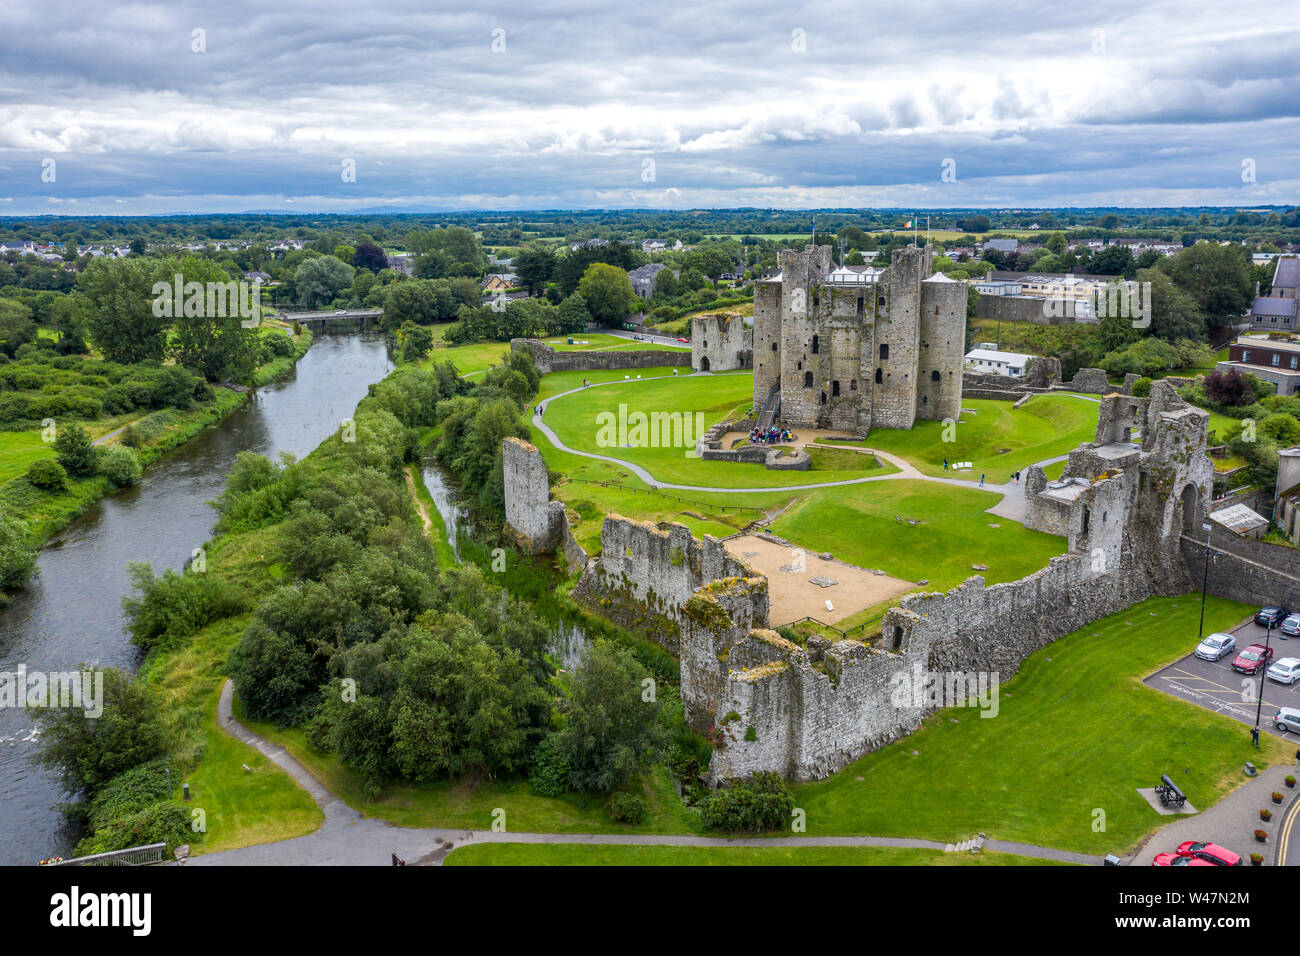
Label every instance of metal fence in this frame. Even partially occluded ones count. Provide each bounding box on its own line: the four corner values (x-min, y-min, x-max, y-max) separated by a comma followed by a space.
43, 842, 168, 867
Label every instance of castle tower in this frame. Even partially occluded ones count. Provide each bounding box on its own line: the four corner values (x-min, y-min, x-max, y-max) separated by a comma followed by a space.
868, 246, 928, 429
916, 272, 966, 422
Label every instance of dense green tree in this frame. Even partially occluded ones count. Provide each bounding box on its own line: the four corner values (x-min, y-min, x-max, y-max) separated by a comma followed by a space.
35, 668, 167, 796
294, 256, 354, 308
555, 641, 662, 793
577, 263, 637, 327
514, 246, 556, 295
79, 257, 169, 363
1160, 243, 1253, 329
53, 423, 97, 478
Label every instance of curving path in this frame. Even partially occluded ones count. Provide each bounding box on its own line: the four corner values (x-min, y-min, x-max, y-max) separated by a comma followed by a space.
191, 680, 1101, 867
532, 371, 1093, 522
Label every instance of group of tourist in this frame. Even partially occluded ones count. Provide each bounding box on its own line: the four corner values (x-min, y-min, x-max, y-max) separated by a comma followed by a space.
750, 426, 793, 445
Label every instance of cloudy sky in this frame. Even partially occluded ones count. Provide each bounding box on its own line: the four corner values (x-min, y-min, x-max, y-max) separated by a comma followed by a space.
0, 0, 1297, 214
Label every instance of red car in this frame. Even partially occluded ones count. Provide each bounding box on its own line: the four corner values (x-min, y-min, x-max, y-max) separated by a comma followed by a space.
676, 337, 689, 343
1176, 841, 1242, 867
1153, 852, 1215, 866
1232, 643, 1274, 675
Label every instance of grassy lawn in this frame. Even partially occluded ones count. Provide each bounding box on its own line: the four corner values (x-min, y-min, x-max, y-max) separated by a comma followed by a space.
443, 843, 1067, 866
855, 394, 1098, 483
138, 608, 324, 856
234, 704, 701, 836
791, 595, 1289, 854
184, 691, 325, 854
539, 370, 897, 489
772, 479, 1066, 589
0, 430, 56, 485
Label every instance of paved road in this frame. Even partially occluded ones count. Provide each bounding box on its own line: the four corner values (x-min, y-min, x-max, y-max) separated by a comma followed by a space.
192, 680, 1101, 866
1129, 762, 1300, 866
1145, 615, 1300, 739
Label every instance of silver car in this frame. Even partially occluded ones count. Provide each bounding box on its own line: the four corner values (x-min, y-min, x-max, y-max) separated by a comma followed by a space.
1267, 657, 1300, 684
1275, 707, 1300, 733
1283, 614, 1300, 637
1194, 632, 1236, 661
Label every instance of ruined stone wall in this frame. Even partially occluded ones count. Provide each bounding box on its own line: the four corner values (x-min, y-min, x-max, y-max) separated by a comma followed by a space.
510, 338, 690, 374
706, 629, 930, 782
691, 313, 750, 371
503, 437, 561, 553
1066, 367, 1114, 394
570, 515, 760, 652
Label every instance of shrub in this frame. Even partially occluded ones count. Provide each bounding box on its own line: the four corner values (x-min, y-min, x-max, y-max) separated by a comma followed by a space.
698, 772, 794, 833
606, 791, 647, 825
1130, 376, 1152, 398
121, 563, 245, 652
53, 423, 97, 477
98, 444, 142, 487
0, 509, 37, 591
264, 333, 295, 358
120, 424, 142, 448
527, 734, 571, 798
26, 458, 67, 491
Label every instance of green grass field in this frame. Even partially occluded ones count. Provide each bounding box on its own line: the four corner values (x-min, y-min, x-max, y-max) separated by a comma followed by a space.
538, 371, 902, 489
772, 479, 1066, 589
0, 430, 56, 485
443, 843, 1067, 866
791, 595, 1288, 854
854, 394, 1099, 483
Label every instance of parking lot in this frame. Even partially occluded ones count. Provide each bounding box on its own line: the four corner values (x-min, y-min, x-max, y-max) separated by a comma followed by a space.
1145, 613, 1300, 741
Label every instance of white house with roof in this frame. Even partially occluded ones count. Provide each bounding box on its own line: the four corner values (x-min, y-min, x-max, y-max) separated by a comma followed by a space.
964, 347, 1034, 377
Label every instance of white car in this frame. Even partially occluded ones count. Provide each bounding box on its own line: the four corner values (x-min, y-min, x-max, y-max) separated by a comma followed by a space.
1194, 632, 1236, 662
1267, 657, 1300, 684
1275, 707, 1300, 733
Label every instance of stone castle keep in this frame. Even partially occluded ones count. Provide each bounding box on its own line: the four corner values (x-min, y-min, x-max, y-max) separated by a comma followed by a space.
503, 381, 1243, 783
751, 244, 966, 431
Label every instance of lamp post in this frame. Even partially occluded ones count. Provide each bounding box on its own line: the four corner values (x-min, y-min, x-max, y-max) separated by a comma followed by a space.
1198, 521, 1217, 642
1255, 618, 1276, 734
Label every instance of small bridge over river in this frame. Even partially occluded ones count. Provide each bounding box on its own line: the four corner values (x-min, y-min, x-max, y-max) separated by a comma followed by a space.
277, 309, 383, 330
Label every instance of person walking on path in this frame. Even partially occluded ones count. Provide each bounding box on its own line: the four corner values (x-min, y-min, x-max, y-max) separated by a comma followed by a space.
979, 473, 985, 487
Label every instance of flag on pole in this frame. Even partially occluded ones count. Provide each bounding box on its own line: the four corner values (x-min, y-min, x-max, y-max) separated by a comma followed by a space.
903, 218, 914, 228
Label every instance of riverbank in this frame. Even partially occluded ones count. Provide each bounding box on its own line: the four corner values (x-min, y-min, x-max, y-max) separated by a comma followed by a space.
0, 329, 314, 594
1, 333, 393, 865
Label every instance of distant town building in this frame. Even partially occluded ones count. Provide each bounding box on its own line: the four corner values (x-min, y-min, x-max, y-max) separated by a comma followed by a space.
1217, 334, 1300, 395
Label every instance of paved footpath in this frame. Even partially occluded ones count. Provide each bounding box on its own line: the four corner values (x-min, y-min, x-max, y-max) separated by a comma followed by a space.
192, 681, 1101, 866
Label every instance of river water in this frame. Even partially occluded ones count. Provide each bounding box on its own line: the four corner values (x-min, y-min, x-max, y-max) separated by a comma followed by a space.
0, 334, 394, 865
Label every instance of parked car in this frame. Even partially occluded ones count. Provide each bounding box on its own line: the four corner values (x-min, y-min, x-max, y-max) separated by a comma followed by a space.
1194, 632, 1236, 661
1177, 841, 1242, 867
1267, 657, 1300, 685
1256, 606, 1290, 628
1275, 706, 1300, 732
1282, 613, 1300, 637
1232, 643, 1275, 675
1153, 852, 1215, 866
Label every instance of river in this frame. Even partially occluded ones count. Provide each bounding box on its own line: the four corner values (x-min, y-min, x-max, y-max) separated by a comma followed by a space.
0, 334, 394, 865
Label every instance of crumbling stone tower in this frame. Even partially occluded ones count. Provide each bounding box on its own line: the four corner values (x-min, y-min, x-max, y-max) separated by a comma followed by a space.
752, 243, 964, 432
